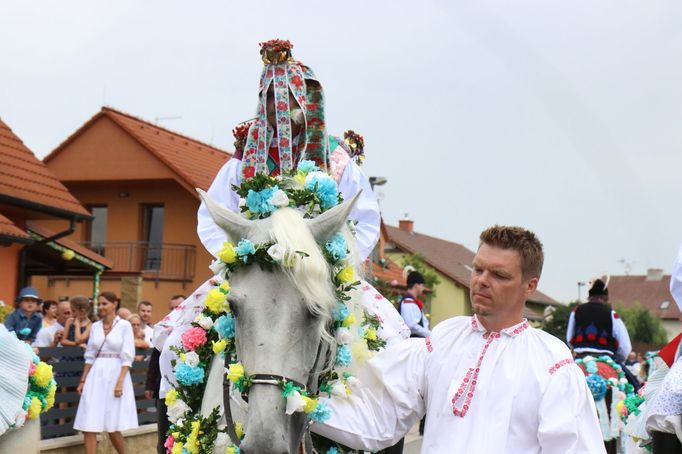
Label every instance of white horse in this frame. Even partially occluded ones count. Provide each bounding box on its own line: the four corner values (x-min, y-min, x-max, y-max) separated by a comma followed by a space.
200, 189, 360, 454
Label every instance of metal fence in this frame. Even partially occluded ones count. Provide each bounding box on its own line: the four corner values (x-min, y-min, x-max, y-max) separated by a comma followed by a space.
80, 241, 196, 281
38, 346, 157, 439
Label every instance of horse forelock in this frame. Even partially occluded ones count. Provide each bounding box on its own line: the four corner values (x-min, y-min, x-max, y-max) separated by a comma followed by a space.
268, 208, 339, 370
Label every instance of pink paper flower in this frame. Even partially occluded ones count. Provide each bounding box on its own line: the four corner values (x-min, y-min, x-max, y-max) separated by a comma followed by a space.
181, 327, 207, 351
28, 361, 36, 376
164, 435, 174, 453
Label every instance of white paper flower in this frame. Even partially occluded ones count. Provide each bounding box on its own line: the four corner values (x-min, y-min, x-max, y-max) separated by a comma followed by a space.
213, 432, 229, 453
209, 259, 227, 276
167, 399, 191, 423
267, 244, 286, 262
305, 171, 331, 185
346, 376, 361, 391
270, 190, 290, 208
184, 351, 200, 367
196, 316, 214, 330
335, 327, 353, 345
331, 381, 347, 397
285, 390, 306, 415
238, 198, 246, 207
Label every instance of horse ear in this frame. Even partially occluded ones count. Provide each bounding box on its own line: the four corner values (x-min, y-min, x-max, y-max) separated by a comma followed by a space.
197, 189, 252, 242
307, 190, 362, 245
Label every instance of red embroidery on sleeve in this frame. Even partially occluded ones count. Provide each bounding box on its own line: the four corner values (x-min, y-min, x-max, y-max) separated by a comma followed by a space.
425, 337, 433, 352
548, 358, 574, 375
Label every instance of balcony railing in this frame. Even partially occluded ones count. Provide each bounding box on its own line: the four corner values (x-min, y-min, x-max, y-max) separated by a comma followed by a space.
81, 241, 196, 281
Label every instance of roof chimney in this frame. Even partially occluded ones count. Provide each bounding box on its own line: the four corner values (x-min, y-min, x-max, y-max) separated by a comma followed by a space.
399, 213, 413, 234
646, 268, 664, 281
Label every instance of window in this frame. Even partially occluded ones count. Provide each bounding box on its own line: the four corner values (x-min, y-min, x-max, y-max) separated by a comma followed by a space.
660, 300, 671, 310
85, 205, 108, 254
141, 204, 164, 270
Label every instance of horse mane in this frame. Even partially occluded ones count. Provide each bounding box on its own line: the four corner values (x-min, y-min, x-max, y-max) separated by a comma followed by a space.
268, 208, 339, 370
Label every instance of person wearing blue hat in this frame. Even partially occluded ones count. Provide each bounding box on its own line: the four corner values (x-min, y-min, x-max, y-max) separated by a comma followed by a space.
4, 287, 43, 343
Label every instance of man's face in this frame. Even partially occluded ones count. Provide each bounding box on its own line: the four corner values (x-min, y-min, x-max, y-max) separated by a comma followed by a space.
56, 302, 72, 325
169, 297, 183, 311
265, 86, 301, 131
138, 304, 152, 324
470, 243, 538, 327
411, 283, 425, 298
19, 298, 38, 314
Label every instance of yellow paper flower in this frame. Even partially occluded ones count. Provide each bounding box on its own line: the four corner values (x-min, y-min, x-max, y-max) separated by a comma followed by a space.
227, 363, 244, 383
165, 389, 178, 406
218, 242, 237, 264
179, 353, 187, 363
61, 249, 75, 261
302, 396, 318, 414
226, 447, 238, 454
342, 312, 356, 328
205, 288, 228, 314
33, 361, 53, 388
28, 396, 42, 419
235, 422, 245, 440
212, 339, 228, 354
220, 281, 231, 293
294, 172, 306, 186
337, 266, 355, 283
172, 432, 180, 439
351, 339, 372, 363
46, 383, 56, 408
185, 421, 201, 454
171, 442, 184, 454
364, 328, 377, 341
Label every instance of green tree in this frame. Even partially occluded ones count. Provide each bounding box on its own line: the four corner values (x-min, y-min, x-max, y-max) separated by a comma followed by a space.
542, 301, 579, 343
615, 303, 668, 347
400, 253, 441, 297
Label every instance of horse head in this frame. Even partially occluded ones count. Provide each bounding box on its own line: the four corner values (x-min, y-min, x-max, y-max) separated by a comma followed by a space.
198, 189, 360, 454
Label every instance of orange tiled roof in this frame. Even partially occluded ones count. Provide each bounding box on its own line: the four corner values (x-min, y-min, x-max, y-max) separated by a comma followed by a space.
44, 107, 232, 192
608, 274, 681, 321
385, 225, 559, 306
371, 257, 407, 288
0, 117, 90, 218
0, 213, 30, 242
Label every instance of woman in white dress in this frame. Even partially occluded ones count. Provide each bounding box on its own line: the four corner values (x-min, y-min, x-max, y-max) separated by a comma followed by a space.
74, 291, 138, 453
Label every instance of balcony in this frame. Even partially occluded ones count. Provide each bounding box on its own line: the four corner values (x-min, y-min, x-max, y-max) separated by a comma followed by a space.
80, 241, 196, 281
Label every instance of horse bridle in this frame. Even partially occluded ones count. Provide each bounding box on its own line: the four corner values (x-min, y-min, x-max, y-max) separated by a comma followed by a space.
222, 341, 328, 450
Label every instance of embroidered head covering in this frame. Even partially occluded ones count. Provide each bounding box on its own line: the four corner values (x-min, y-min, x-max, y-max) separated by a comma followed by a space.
241, 39, 328, 179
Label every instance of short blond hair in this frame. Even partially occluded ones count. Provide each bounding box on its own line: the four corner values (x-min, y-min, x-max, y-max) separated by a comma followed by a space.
479, 225, 544, 279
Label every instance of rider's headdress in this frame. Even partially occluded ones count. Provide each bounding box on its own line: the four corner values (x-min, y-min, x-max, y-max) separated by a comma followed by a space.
588, 277, 609, 298
241, 39, 328, 179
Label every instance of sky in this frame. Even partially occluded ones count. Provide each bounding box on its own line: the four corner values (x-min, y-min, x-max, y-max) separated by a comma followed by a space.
1, 0, 681, 303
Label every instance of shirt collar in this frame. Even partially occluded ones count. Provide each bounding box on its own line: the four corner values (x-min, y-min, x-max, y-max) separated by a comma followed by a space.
470, 315, 530, 338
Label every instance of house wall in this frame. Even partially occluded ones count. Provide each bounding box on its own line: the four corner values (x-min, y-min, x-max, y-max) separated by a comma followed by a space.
662, 319, 682, 342
387, 251, 472, 328
32, 182, 214, 323
0, 242, 22, 305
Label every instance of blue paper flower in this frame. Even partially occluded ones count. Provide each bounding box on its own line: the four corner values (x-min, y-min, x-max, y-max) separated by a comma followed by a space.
325, 232, 347, 261
326, 449, 339, 454
297, 160, 318, 174
585, 374, 607, 401
332, 302, 349, 322
246, 187, 277, 215
19, 327, 31, 336
585, 361, 598, 374
308, 401, 331, 423
214, 314, 236, 339
235, 239, 256, 262
176, 363, 205, 386
306, 176, 339, 211
335, 344, 352, 367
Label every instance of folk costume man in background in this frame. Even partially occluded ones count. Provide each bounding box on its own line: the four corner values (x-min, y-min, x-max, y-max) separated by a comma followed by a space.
400, 270, 431, 338
314, 226, 605, 453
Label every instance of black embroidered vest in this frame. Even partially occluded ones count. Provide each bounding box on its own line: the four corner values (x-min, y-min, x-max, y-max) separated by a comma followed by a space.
570, 302, 618, 354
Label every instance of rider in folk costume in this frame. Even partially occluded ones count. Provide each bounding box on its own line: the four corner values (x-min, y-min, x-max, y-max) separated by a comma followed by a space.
567, 278, 633, 367
153, 39, 409, 453
0, 324, 56, 450
567, 278, 637, 453
623, 244, 682, 454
